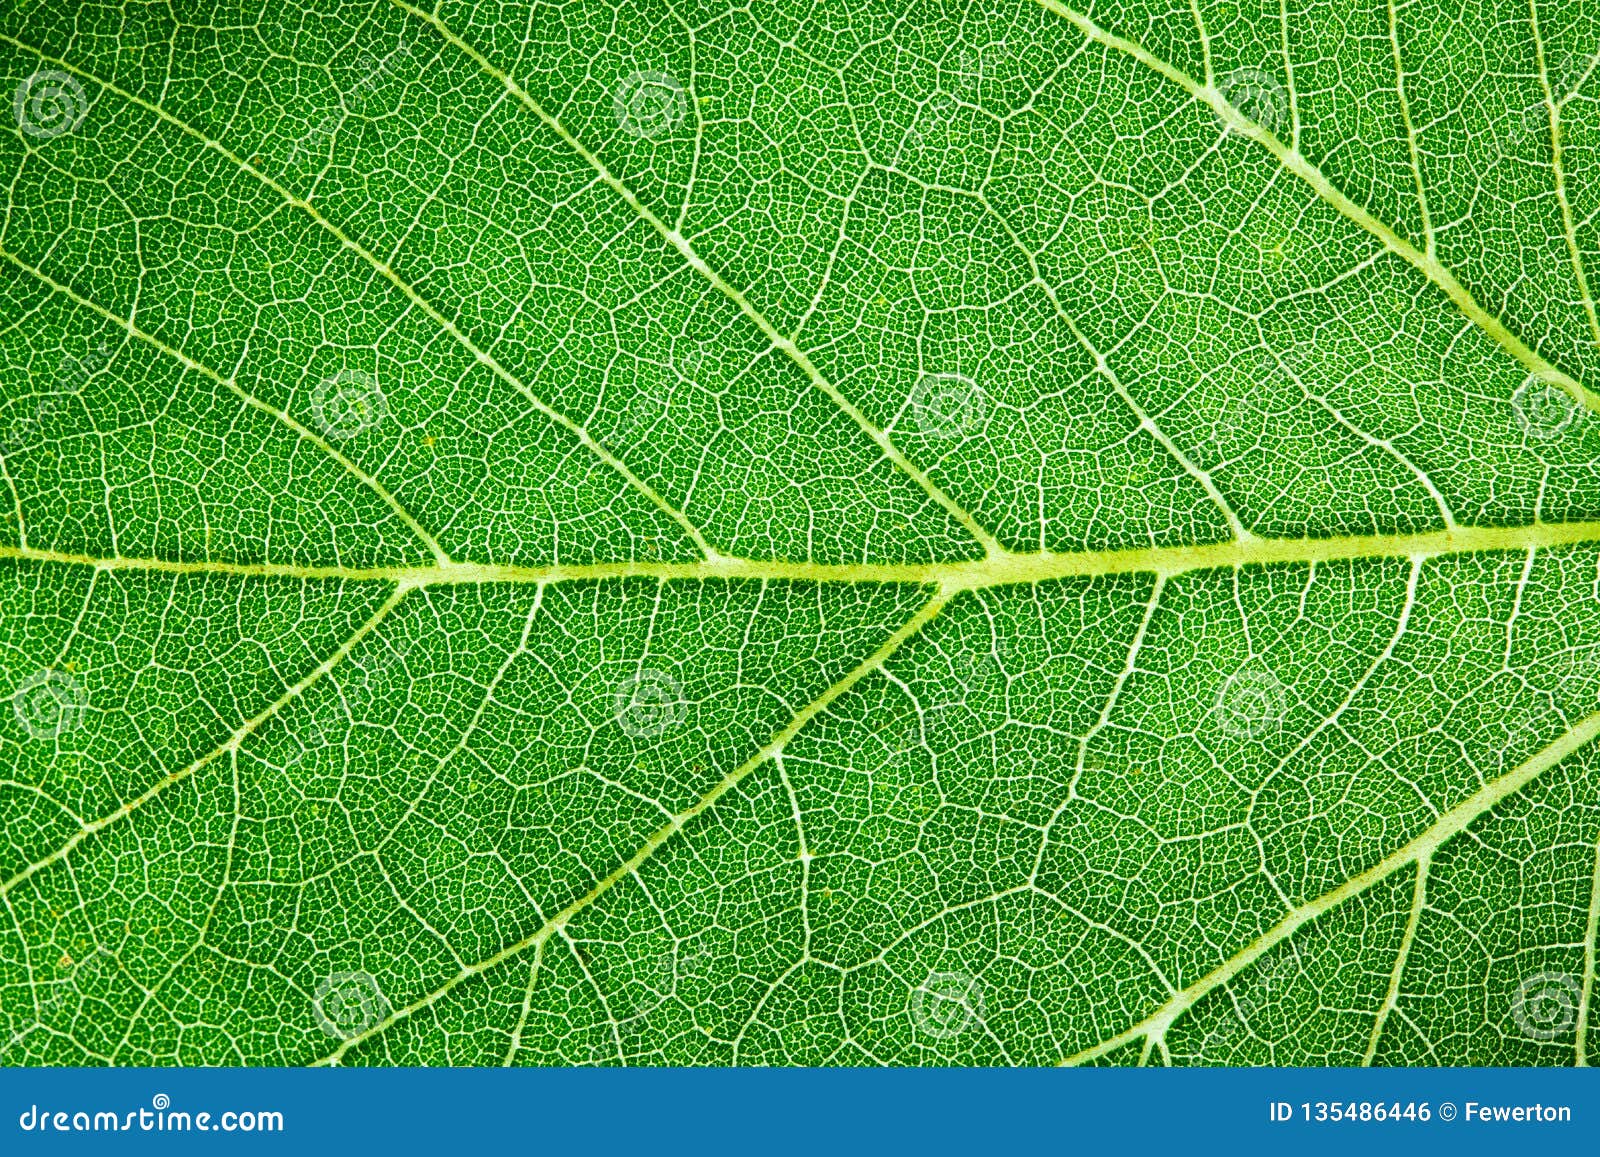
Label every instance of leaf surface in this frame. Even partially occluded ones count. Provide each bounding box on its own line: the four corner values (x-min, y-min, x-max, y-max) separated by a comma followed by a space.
3, 0, 1600, 1065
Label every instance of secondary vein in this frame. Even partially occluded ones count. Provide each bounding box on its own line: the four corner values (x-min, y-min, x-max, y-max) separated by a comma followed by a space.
388, 0, 1007, 558
0, 31, 720, 563
0, 246, 453, 567
1060, 706, 1600, 1065
1030, 0, 1600, 418
311, 585, 954, 1065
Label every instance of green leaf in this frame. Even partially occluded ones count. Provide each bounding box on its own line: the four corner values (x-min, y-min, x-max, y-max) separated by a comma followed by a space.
3, 0, 1600, 1067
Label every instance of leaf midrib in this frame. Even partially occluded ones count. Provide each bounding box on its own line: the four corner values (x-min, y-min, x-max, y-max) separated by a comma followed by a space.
5, 519, 1600, 589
